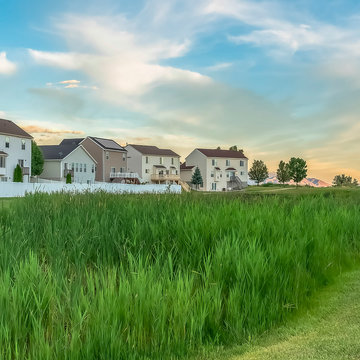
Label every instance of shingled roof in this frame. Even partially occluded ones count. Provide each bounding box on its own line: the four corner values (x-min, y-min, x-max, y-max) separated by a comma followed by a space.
59, 138, 84, 147
196, 148, 247, 159
40, 144, 79, 160
180, 162, 195, 170
0, 119, 33, 139
128, 144, 180, 157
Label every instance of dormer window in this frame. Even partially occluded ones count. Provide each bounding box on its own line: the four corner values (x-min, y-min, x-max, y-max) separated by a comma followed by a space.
5, 137, 9, 148
21, 140, 25, 150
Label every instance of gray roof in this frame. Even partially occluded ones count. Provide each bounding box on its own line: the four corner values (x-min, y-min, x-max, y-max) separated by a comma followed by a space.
40, 144, 78, 160
89, 137, 126, 151
0, 119, 33, 139
128, 144, 180, 157
59, 138, 84, 146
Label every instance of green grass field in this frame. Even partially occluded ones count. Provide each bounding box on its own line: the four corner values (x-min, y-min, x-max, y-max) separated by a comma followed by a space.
0, 188, 359, 359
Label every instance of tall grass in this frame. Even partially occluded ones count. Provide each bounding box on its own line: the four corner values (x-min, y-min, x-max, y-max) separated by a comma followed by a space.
0, 189, 359, 359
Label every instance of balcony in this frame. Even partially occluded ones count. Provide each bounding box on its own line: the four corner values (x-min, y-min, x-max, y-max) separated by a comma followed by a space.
0, 167, 6, 176
110, 172, 140, 179
64, 169, 74, 178
21, 167, 30, 176
151, 173, 180, 182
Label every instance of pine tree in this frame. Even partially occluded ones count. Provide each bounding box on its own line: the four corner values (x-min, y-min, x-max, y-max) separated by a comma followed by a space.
66, 173, 72, 184
13, 164, 23, 182
248, 160, 268, 185
191, 167, 203, 190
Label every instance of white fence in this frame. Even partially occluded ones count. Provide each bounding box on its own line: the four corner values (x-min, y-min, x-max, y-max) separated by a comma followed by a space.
0, 183, 181, 198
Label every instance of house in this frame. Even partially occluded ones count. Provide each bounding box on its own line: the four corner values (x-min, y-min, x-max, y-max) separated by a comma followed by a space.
181, 148, 248, 191
0, 118, 33, 182
40, 142, 97, 184
66, 137, 128, 183
125, 144, 180, 184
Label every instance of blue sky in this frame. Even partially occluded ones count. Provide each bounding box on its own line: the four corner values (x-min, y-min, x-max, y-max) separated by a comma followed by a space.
1, 0, 360, 182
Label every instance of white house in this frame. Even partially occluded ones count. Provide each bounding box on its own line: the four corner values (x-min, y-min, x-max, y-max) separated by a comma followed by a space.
125, 144, 180, 184
0, 118, 33, 183
40, 143, 97, 184
181, 148, 248, 191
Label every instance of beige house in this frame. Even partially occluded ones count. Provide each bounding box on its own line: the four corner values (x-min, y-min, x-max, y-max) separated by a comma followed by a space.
125, 144, 180, 184
40, 143, 97, 184
61, 137, 128, 183
181, 148, 248, 191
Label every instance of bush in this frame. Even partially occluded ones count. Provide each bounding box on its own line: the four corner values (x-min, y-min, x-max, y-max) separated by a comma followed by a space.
66, 173, 72, 184
13, 164, 23, 182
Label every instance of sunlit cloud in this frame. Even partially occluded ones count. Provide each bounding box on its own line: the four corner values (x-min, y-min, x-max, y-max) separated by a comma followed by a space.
0, 52, 16, 75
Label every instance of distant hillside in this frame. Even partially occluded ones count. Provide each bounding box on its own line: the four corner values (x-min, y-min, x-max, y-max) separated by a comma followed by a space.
249, 173, 331, 187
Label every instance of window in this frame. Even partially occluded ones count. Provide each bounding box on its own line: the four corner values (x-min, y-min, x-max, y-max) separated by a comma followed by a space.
111, 167, 116, 173
76, 163, 78, 172
212, 159, 217, 166
145, 169, 149, 174
80, 164, 83, 172
240, 160, 244, 166
145, 156, 149, 164
84, 164, 87, 173
0, 156, 5, 168
0, 177, 7, 182
64, 163, 68, 170
159, 157, 163, 164
211, 171, 214, 177
72, 163, 74, 171
91, 164, 95, 173
21, 140, 26, 150
212, 183, 217, 191
226, 173, 230, 178
240, 171, 244, 175
106, 152, 109, 160
5, 137, 9, 148
120, 167, 124, 173
18, 159, 24, 167
123, 153, 126, 161
226, 160, 230, 166
171, 158, 174, 165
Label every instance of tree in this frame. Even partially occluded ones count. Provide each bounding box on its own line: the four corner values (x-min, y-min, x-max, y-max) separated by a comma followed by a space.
13, 164, 23, 182
288, 157, 307, 186
191, 167, 203, 190
216, 146, 221, 150
66, 173, 72, 184
229, 145, 244, 152
31, 141, 44, 177
248, 160, 268, 185
276, 160, 291, 184
333, 174, 358, 187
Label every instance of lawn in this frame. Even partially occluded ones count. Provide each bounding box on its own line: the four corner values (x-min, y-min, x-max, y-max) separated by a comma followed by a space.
203, 269, 360, 360
0, 189, 359, 359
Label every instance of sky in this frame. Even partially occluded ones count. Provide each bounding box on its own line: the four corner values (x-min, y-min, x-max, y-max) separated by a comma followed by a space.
0, 0, 360, 182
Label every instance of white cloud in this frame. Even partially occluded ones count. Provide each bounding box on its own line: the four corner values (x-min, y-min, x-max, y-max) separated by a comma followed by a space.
0, 52, 17, 75
206, 62, 233, 71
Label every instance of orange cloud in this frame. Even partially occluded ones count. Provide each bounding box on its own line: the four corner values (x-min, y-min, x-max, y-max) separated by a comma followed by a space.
22, 125, 84, 135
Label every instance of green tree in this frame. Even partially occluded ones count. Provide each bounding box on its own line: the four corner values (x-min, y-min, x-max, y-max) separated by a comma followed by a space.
276, 160, 291, 184
13, 164, 23, 182
229, 145, 244, 152
216, 146, 221, 150
248, 160, 268, 185
31, 141, 44, 177
288, 157, 307, 186
191, 167, 203, 190
66, 173, 72, 184
333, 174, 358, 187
